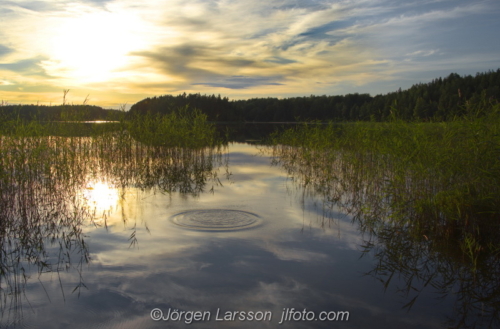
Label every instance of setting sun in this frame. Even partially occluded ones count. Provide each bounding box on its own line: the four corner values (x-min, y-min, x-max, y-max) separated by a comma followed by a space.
44, 10, 146, 83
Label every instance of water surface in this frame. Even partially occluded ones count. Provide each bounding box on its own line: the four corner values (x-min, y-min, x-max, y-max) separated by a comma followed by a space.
1, 142, 495, 328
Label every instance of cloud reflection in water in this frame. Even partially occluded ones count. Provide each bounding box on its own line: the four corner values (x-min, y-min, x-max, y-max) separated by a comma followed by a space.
1, 142, 462, 328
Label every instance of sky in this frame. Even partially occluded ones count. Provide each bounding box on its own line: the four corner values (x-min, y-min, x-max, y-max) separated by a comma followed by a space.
0, 0, 499, 108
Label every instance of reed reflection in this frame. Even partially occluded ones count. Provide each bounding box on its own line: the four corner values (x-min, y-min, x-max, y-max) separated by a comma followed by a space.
0, 125, 226, 324
269, 137, 500, 329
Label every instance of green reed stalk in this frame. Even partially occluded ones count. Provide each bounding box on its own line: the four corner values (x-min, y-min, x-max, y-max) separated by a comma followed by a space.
271, 102, 500, 268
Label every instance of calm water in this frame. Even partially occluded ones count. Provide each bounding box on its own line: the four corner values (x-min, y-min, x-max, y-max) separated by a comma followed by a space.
0, 141, 494, 328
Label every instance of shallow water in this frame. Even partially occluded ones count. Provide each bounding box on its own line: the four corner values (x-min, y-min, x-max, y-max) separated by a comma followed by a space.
1, 142, 493, 328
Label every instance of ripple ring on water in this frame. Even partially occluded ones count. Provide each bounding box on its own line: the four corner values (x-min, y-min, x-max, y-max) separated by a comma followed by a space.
170, 209, 261, 231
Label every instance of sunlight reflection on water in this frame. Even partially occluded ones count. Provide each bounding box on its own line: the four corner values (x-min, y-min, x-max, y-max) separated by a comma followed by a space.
80, 180, 119, 214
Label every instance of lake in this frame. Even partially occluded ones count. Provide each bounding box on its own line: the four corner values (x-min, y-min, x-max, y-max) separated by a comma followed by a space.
0, 129, 497, 328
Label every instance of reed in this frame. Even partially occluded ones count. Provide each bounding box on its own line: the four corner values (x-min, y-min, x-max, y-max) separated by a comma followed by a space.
127, 106, 219, 148
270, 104, 500, 328
270, 103, 500, 265
0, 106, 225, 321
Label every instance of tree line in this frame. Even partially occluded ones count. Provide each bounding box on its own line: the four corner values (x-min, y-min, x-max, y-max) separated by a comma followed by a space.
0, 104, 124, 121
2, 69, 499, 122
129, 69, 500, 122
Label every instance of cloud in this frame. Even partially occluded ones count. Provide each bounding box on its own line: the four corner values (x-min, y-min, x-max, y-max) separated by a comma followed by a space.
1, 0, 500, 103
0, 0, 112, 13
298, 20, 350, 40
273, 0, 331, 11
0, 0, 63, 14
131, 45, 213, 78
406, 49, 440, 57
0, 82, 60, 93
0, 44, 13, 57
130, 43, 285, 89
122, 0, 380, 94
0, 79, 14, 86
0, 56, 53, 77
192, 75, 283, 89
80, 0, 114, 7
264, 56, 297, 65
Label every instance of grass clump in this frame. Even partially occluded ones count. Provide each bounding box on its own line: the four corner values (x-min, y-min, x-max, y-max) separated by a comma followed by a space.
127, 106, 218, 148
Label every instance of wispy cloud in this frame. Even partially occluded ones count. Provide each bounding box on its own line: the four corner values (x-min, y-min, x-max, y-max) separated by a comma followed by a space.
0, 44, 13, 57
193, 76, 284, 89
0, 0, 499, 105
406, 49, 440, 57
0, 56, 52, 77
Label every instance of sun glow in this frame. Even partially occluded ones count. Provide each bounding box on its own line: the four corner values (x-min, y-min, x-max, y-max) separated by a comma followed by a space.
45, 11, 147, 83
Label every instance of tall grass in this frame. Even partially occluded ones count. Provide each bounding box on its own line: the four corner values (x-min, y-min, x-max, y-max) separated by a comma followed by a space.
271, 104, 500, 263
272, 108, 500, 223
127, 106, 218, 148
270, 105, 500, 328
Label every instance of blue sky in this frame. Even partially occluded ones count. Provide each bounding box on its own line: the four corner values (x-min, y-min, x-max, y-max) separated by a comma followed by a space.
0, 0, 499, 107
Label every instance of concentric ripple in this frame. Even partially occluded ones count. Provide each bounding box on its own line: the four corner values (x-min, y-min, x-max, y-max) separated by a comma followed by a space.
170, 209, 261, 231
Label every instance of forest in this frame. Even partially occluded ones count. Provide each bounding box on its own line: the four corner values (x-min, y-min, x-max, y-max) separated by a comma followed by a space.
0, 104, 123, 121
129, 69, 500, 122
1, 69, 499, 122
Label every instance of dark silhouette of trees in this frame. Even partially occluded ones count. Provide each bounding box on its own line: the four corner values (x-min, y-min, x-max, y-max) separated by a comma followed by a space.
3, 69, 499, 123
128, 93, 234, 121
0, 104, 122, 121
129, 69, 500, 122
